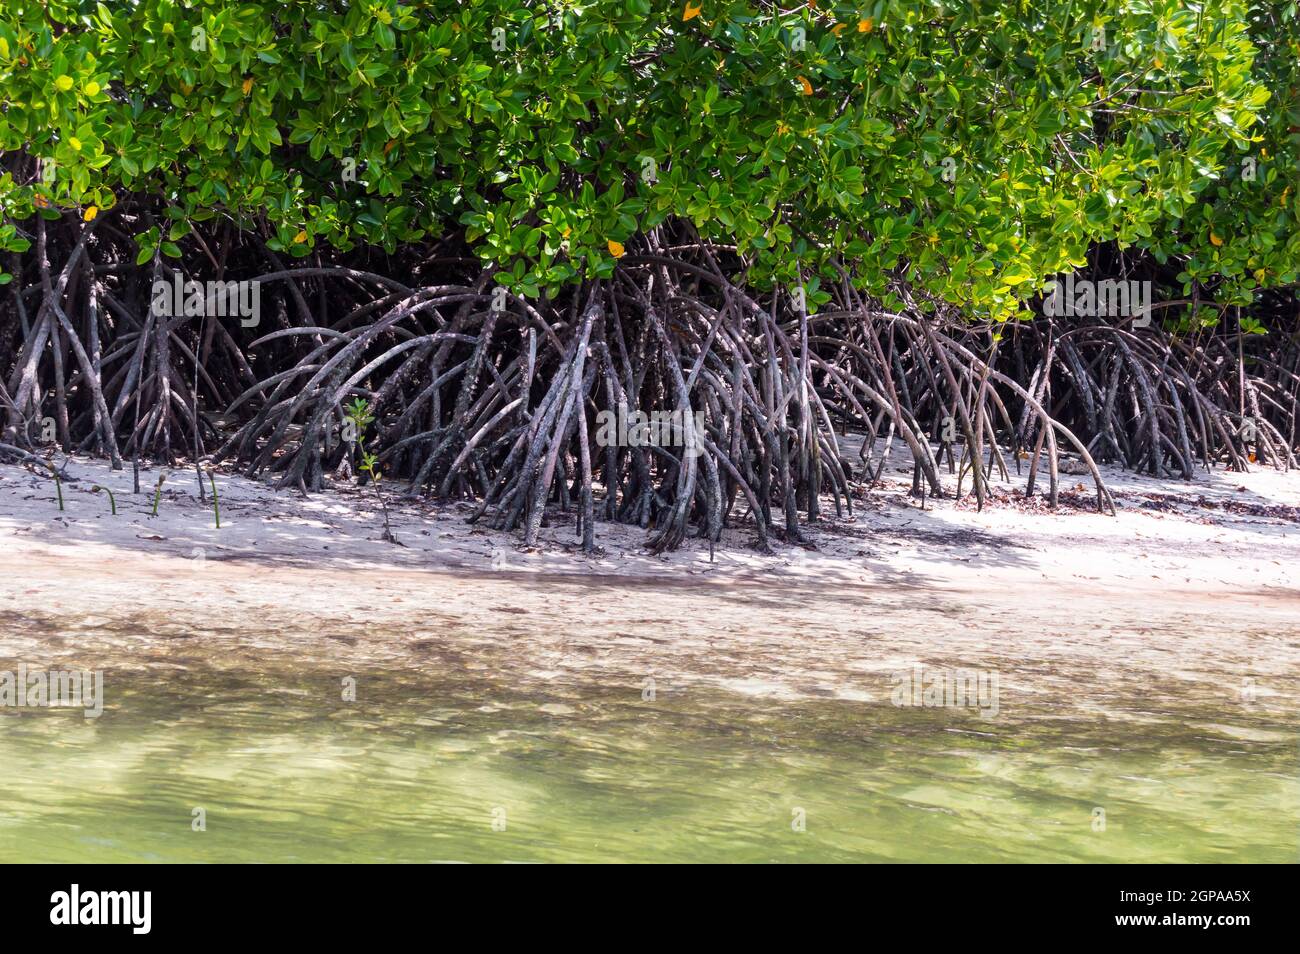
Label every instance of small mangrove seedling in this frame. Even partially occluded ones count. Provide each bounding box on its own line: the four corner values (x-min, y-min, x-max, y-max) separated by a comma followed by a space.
151, 472, 167, 516
209, 472, 220, 529
344, 397, 396, 544
91, 485, 117, 515
40, 459, 64, 511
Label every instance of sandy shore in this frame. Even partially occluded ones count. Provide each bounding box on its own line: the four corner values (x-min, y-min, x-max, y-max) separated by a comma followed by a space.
1, 451, 1298, 721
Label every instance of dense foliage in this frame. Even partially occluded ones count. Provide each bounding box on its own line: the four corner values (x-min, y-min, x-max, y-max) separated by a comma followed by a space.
4, 0, 1296, 305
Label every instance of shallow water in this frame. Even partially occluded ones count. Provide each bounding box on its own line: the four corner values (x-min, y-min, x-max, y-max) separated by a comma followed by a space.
0, 659, 1295, 863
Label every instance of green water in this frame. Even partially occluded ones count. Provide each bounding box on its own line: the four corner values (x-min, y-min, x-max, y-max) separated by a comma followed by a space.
0, 663, 1295, 862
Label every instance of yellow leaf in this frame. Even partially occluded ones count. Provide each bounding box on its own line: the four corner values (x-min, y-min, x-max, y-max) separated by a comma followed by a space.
83, 205, 98, 222
34, 194, 49, 209
776, 121, 791, 134
179, 82, 193, 96
0, 37, 9, 59
384, 139, 396, 155
683, 3, 702, 22
69, 137, 82, 151
1153, 55, 1164, 69
797, 75, 813, 96
1209, 232, 1223, 247
242, 77, 254, 96
607, 240, 625, 258
54, 75, 73, 92
832, 23, 847, 36
84, 81, 100, 96
859, 18, 873, 33
293, 231, 307, 244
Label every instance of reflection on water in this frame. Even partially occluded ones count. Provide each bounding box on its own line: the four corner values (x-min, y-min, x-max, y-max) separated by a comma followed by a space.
0, 661, 1295, 862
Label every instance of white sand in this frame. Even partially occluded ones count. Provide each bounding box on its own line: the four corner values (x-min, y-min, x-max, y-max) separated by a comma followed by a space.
1, 450, 1297, 718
